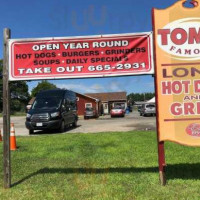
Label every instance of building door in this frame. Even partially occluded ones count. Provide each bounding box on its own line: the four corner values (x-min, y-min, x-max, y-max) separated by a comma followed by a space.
103, 103, 108, 114
108, 102, 112, 113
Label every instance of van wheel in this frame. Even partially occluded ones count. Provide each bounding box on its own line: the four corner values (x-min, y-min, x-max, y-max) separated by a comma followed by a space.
59, 120, 65, 133
73, 120, 77, 128
29, 129, 34, 135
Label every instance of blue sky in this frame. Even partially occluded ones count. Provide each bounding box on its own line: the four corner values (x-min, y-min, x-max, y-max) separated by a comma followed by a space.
0, 0, 179, 94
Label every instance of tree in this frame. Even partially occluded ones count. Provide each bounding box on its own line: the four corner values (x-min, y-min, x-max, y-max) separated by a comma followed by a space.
10, 81, 30, 112
31, 80, 57, 97
127, 92, 155, 105
0, 59, 30, 113
0, 60, 3, 111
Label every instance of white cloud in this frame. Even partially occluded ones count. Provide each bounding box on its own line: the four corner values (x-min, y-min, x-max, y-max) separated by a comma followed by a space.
55, 81, 126, 94
145, 82, 155, 88
108, 81, 121, 91
56, 83, 104, 93
106, 80, 127, 92
90, 84, 104, 91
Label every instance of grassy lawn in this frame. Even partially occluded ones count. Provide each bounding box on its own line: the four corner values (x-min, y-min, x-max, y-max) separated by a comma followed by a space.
0, 131, 200, 200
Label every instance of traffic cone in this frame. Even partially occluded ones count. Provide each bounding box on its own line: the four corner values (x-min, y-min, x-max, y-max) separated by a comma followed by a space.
10, 123, 17, 151
0, 129, 2, 142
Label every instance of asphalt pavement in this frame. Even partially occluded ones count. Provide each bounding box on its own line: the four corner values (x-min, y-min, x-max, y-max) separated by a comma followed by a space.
0, 111, 156, 136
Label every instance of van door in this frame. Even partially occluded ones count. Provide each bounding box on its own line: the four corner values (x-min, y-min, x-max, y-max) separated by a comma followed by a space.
65, 94, 74, 124
61, 100, 68, 124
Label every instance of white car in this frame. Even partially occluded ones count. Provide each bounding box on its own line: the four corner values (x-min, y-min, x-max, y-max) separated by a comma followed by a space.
140, 103, 156, 116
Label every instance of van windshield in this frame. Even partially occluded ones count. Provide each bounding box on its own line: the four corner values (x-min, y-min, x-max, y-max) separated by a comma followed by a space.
32, 97, 62, 110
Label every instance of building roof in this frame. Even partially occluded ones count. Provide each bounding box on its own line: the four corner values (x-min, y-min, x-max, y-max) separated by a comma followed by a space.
76, 92, 99, 102
85, 92, 127, 102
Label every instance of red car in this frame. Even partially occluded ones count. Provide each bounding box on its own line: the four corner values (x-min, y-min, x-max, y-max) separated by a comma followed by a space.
110, 106, 125, 117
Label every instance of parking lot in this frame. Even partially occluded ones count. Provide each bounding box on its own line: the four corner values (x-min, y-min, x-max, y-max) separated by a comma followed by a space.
0, 111, 156, 136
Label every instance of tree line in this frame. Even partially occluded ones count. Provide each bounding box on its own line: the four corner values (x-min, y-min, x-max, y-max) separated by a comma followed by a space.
0, 59, 57, 114
0, 60, 30, 113
127, 92, 155, 105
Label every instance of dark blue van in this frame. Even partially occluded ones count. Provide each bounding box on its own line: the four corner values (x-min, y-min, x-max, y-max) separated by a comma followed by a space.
25, 89, 78, 134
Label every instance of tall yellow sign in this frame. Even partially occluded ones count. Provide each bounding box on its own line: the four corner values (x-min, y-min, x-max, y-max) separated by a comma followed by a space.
153, 0, 200, 146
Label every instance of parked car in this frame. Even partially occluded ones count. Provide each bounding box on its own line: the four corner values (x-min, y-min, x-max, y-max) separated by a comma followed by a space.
137, 105, 142, 113
25, 89, 78, 134
140, 103, 156, 116
110, 105, 125, 117
84, 107, 98, 119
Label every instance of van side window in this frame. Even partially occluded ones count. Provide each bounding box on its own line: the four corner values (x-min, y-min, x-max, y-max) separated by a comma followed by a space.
63, 91, 77, 111
70, 101, 76, 110
65, 98, 70, 109
61, 99, 66, 111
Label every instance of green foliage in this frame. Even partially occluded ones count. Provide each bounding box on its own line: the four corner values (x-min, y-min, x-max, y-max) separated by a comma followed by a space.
31, 80, 57, 97
10, 99, 21, 111
127, 92, 155, 104
0, 60, 2, 111
0, 59, 30, 113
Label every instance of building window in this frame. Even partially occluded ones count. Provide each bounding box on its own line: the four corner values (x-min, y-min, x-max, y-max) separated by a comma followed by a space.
104, 103, 108, 109
76, 97, 79, 101
114, 102, 125, 109
85, 103, 92, 108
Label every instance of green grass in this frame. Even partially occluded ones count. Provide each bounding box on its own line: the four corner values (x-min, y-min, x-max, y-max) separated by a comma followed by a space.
0, 131, 200, 200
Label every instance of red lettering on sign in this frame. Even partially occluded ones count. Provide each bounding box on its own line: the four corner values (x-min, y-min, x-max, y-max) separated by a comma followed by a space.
188, 28, 200, 44
158, 27, 200, 46
171, 103, 182, 116
157, 29, 170, 45
171, 28, 187, 45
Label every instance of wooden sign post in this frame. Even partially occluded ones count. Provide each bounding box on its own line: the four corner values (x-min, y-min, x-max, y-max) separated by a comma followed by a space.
3, 28, 11, 189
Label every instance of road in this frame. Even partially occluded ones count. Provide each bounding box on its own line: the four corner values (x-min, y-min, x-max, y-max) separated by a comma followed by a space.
0, 112, 156, 136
